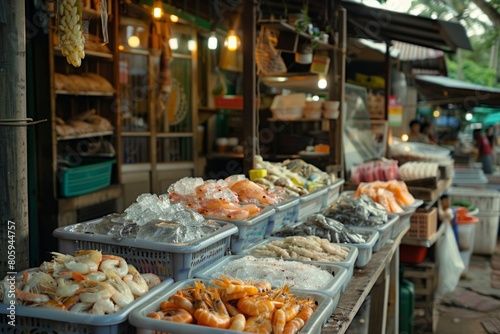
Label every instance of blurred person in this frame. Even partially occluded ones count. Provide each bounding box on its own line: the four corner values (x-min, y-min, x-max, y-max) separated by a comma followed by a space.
408, 119, 430, 143
486, 126, 495, 148
472, 129, 493, 174
420, 122, 437, 144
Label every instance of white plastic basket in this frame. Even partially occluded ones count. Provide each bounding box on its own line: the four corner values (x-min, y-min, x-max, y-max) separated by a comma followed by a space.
265, 198, 300, 236
321, 179, 345, 210
0, 273, 173, 334
53, 222, 238, 281
346, 213, 399, 253
128, 279, 335, 334
194, 255, 348, 299
297, 186, 329, 222
448, 187, 500, 213
211, 206, 275, 253
240, 237, 358, 293
472, 213, 500, 255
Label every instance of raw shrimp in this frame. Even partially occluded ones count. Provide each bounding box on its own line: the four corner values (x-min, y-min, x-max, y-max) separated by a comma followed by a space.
85, 271, 107, 282
237, 295, 275, 316
70, 302, 93, 313
282, 317, 304, 334
193, 308, 231, 328
229, 313, 246, 331
230, 179, 278, 205
212, 275, 258, 296
99, 255, 128, 278
141, 273, 161, 289
222, 298, 242, 317
39, 300, 67, 311
39, 260, 64, 274
315, 237, 349, 257
91, 298, 115, 315
254, 281, 272, 293
73, 250, 103, 265
147, 311, 163, 320
205, 287, 228, 316
64, 260, 98, 274
106, 271, 134, 308
161, 308, 194, 323
273, 309, 286, 334
15, 290, 50, 304
284, 236, 323, 253
164, 292, 194, 314
61, 294, 80, 310
123, 264, 148, 297
244, 314, 273, 333
22, 271, 56, 293
79, 281, 115, 303
55, 271, 87, 283
56, 278, 81, 297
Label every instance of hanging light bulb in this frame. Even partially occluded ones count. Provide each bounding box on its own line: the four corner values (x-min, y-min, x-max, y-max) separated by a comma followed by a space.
188, 40, 197, 51
153, 0, 162, 19
224, 30, 240, 51
208, 33, 218, 50
127, 35, 140, 48
170, 14, 179, 23
317, 78, 327, 89
465, 112, 473, 121
169, 38, 179, 50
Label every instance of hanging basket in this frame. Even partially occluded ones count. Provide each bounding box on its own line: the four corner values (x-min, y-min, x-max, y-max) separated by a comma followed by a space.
256, 28, 287, 76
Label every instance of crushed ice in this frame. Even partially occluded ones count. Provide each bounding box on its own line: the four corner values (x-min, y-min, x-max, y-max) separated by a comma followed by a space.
69, 193, 221, 243
211, 256, 334, 290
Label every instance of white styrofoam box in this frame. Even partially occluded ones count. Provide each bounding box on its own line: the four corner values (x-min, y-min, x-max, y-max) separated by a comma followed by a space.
448, 187, 500, 213
472, 213, 500, 255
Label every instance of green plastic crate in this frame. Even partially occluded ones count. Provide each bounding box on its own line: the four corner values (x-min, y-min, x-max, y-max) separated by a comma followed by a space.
58, 158, 115, 197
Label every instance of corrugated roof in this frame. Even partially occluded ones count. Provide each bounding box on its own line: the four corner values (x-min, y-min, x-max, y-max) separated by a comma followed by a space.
342, 0, 473, 52
392, 41, 445, 61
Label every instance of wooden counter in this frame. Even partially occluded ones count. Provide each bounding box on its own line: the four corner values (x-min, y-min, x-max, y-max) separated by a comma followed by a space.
322, 224, 410, 334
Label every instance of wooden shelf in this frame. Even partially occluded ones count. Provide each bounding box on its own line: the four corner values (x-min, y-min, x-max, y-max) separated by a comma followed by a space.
267, 117, 337, 122
401, 221, 446, 247
156, 132, 195, 138
54, 47, 113, 60
56, 90, 115, 97
258, 20, 334, 50
57, 131, 113, 141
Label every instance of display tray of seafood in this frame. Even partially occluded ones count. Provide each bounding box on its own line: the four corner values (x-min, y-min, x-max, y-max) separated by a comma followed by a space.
273, 214, 379, 268
240, 236, 358, 290
194, 255, 348, 299
129, 278, 335, 334
324, 194, 399, 252
52, 214, 238, 281
0, 250, 173, 333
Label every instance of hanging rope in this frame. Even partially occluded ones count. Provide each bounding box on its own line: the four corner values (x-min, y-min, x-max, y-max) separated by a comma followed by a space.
0, 118, 47, 126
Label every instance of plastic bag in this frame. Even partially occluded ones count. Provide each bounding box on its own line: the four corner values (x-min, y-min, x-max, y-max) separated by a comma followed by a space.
435, 222, 465, 299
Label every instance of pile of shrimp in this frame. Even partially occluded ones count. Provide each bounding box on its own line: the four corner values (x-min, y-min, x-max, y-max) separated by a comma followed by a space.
0, 250, 162, 314
147, 276, 318, 333
168, 175, 287, 221
250, 236, 350, 263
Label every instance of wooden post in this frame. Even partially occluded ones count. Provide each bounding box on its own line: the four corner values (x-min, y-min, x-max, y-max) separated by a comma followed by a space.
242, 0, 256, 175
0, 0, 29, 273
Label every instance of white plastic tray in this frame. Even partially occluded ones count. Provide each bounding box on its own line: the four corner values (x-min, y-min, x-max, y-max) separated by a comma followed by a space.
266, 198, 300, 236
321, 179, 345, 210
0, 271, 173, 333
346, 213, 399, 253
342, 229, 379, 268
297, 186, 329, 222
212, 206, 275, 253
129, 279, 335, 334
53, 221, 237, 281
194, 255, 348, 299
240, 237, 358, 293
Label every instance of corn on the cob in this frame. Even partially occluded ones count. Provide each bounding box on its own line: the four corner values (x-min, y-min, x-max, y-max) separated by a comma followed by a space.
58, 0, 85, 67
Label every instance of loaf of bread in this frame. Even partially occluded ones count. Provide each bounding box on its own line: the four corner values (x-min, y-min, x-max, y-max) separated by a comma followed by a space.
72, 108, 96, 121
67, 120, 94, 134
81, 73, 114, 93
56, 124, 76, 137
87, 114, 113, 131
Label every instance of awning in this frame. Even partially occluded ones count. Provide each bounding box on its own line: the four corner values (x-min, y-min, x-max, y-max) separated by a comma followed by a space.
392, 41, 445, 61
341, 0, 473, 53
415, 75, 500, 107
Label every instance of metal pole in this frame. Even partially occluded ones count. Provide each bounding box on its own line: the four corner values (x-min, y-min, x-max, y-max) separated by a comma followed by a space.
0, 0, 29, 275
